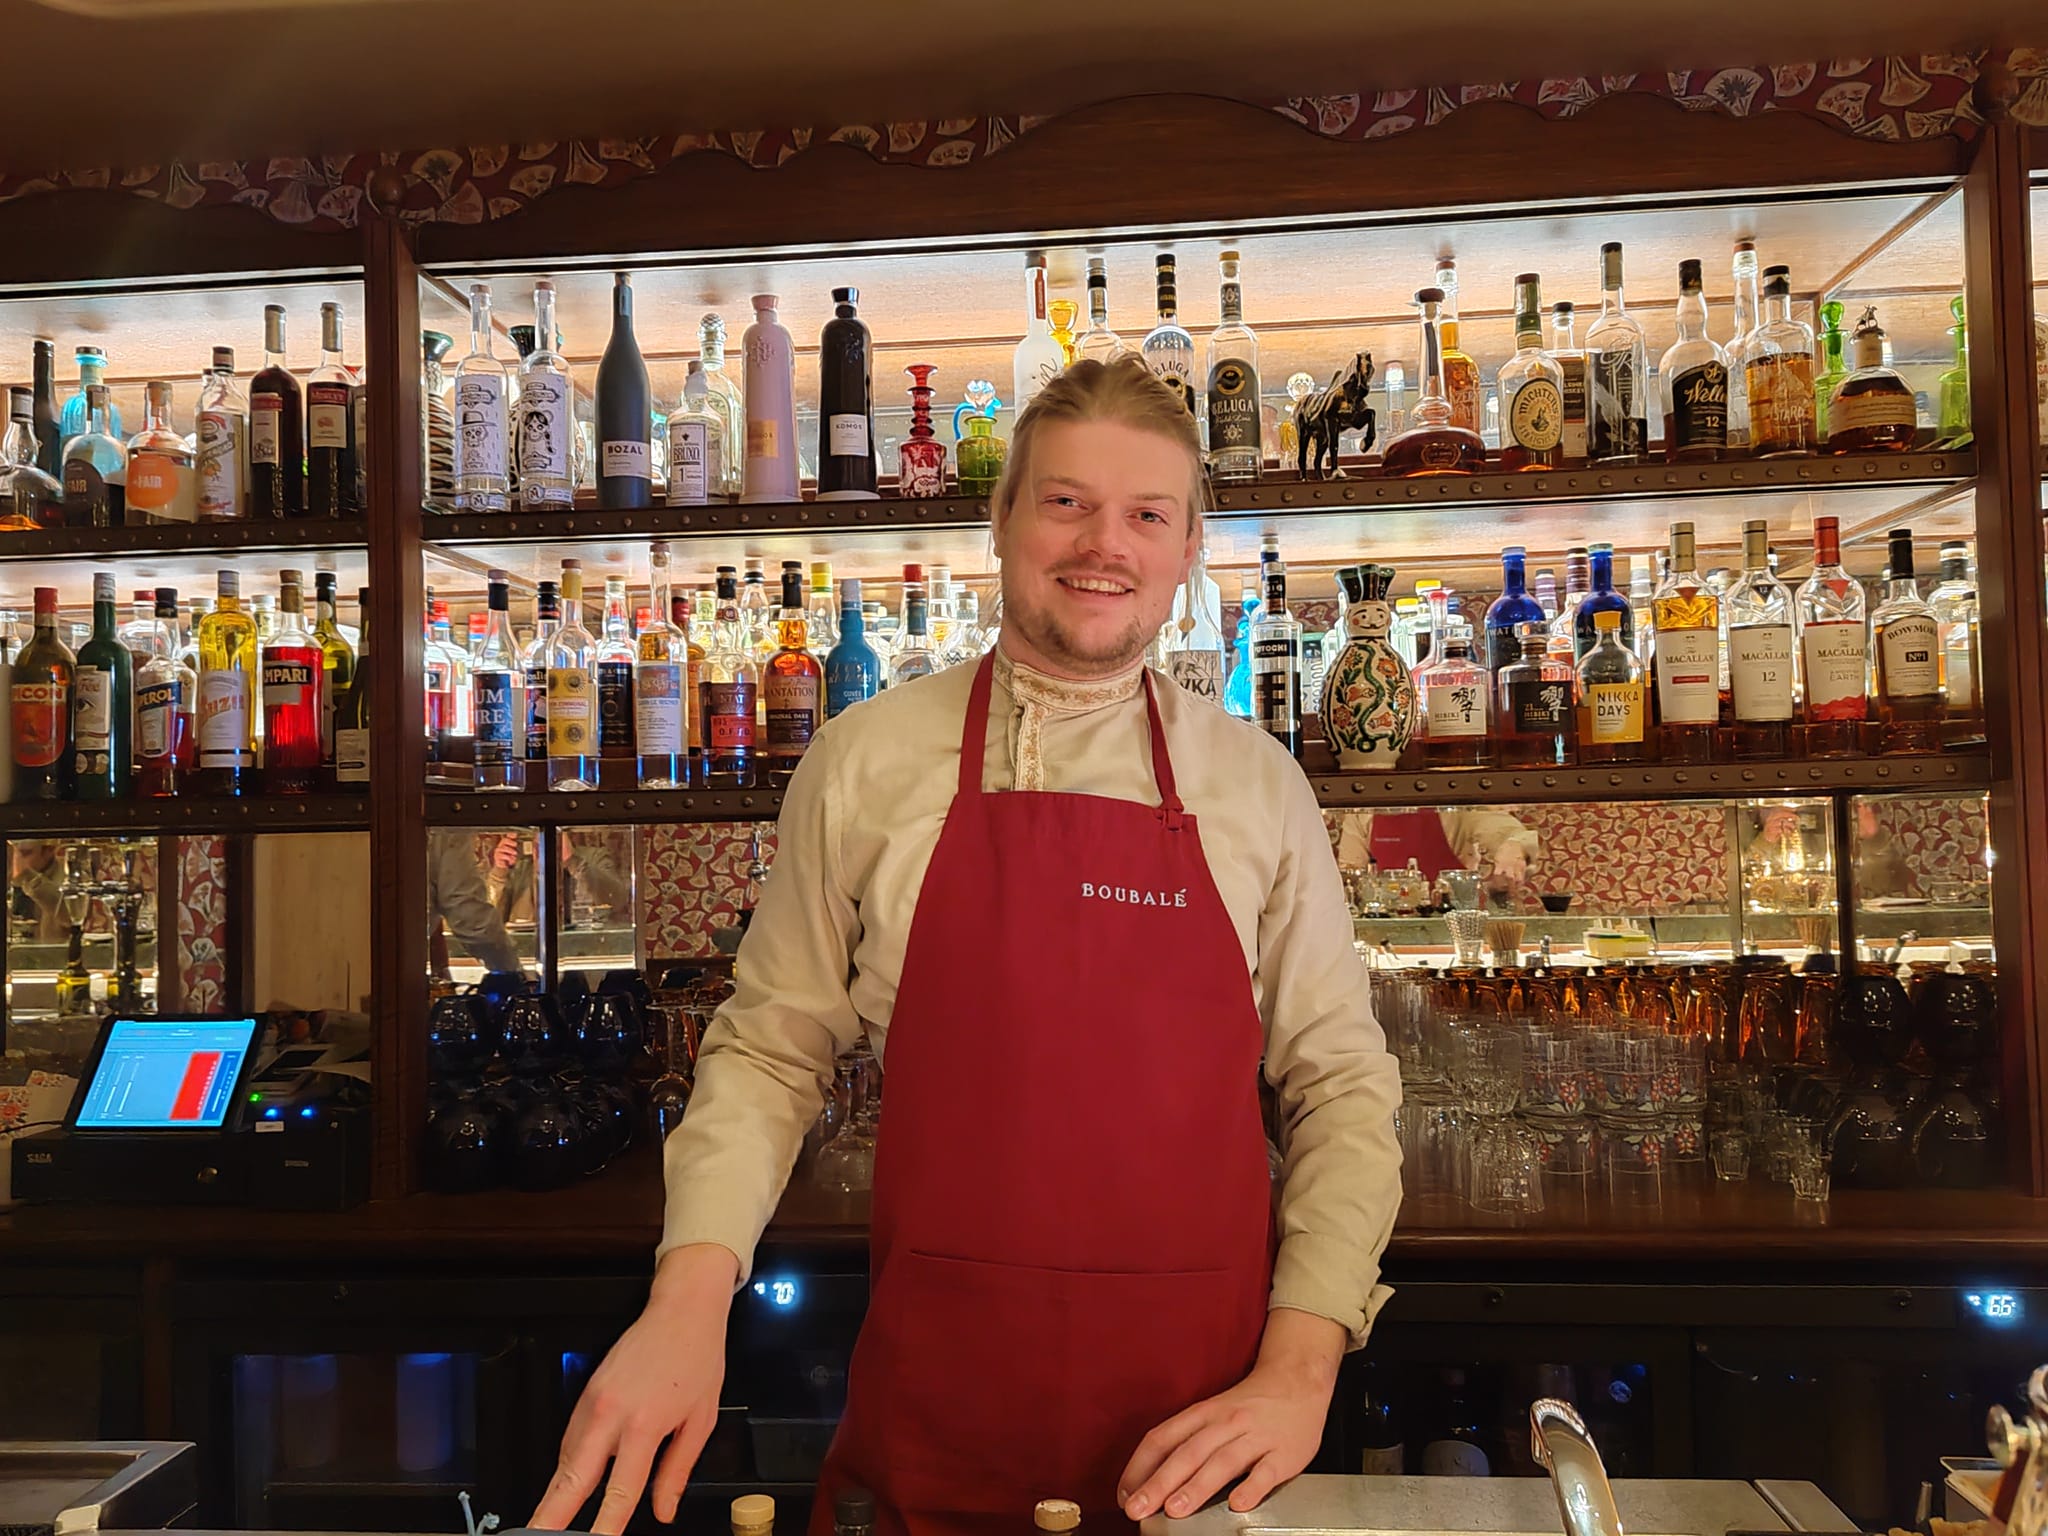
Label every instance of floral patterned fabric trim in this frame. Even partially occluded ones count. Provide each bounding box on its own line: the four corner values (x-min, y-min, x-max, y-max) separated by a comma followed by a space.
0, 51, 2042, 234
993, 649, 1146, 793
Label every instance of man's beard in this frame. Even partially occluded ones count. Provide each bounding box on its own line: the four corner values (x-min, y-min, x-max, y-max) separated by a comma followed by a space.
1003, 589, 1153, 677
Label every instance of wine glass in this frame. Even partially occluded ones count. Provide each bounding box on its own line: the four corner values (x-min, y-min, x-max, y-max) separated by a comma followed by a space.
814, 1047, 880, 1193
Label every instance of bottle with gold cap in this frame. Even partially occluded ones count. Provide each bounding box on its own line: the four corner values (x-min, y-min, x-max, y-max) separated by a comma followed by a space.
731, 1493, 775, 1536
1035, 1498, 1080, 1535
833, 1487, 875, 1536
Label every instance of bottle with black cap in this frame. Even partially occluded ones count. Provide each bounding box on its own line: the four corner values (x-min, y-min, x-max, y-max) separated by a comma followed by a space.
833, 1487, 876, 1536
817, 288, 878, 500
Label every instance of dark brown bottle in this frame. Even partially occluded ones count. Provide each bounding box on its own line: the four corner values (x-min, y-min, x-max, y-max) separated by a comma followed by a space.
250, 304, 305, 517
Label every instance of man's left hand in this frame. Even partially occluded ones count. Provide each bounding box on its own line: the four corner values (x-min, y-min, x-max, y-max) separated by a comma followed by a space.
1118, 1311, 1344, 1522
1489, 841, 1528, 889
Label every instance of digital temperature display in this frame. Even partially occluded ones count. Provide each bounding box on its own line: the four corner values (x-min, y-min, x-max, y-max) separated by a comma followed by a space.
1964, 1290, 2024, 1324
752, 1277, 800, 1310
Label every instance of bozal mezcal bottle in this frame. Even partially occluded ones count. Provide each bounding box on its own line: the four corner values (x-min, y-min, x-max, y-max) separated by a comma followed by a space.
596, 274, 652, 506
817, 288, 878, 500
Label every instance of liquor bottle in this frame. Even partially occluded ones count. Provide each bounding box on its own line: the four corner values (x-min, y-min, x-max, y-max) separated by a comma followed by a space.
1251, 561, 1302, 756
1206, 250, 1262, 483
422, 599, 453, 763
1544, 548, 1588, 658
1381, 287, 1486, 475
55, 924, 91, 1015
520, 580, 559, 769
250, 305, 305, 518
1651, 522, 1720, 763
1586, 242, 1649, 464
741, 293, 799, 503
60, 346, 123, 440
668, 362, 720, 507
1724, 520, 1796, 759
681, 585, 708, 761
1872, 528, 1944, 753
1484, 547, 1546, 675
818, 287, 879, 500
1141, 254, 1197, 414
824, 578, 881, 718
71, 572, 131, 800
136, 587, 191, 797
1548, 303, 1588, 463
1812, 300, 1849, 441
1078, 256, 1130, 363
1165, 544, 1227, 702
1743, 265, 1818, 457
700, 567, 759, 785
261, 570, 322, 794
0, 389, 63, 531
836, 1489, 876, 1536
1929, 540, 1980, 728
764, 564, 823, 778
1533, 567, 1559, 623
806, 561, 838, 657
1497, 623, 1574, 767
889, 577, 937, 688
1659, 259, 1729, 462
1936, 295, 1971, 448
471, 570, 523, 791
547, 561, 599, 790
741, 559, 775, 666
449, 282, 511, 513
694, 313, 746, 499
514, 280, 576, 511
308, 302, 358, 516
1498, 275, 1564, 472
1627, 553, 1658, 672
11, 587, 73, 800
926, 564, 959, 661
1826, 307, 1916, 454
1048, 297, 1080, 364
119, 588, 160, 666
1727, 240, 1761, 452
636, 541, 689, 788
332, 587, 371, 790
592, 273, 652, 507
312, 571, 354, 762
195, 347, 249, 521
32, 339, 61, 478
594, 574, 637, 774
62, 385, 127, 528
1414, 616, 1489, 766
1421, 1368, 1492, 1477
1012, 252, 1067, 416
1435, 259, 1483, 436
1576, 610, 1646, 762
197, 570, 257, 795
123, 381, 197, 525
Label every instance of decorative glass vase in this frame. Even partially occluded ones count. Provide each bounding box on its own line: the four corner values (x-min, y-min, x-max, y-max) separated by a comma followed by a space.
898, 363, 949, 498
953, 379, 1006, 497
1318, 563, 1417, 768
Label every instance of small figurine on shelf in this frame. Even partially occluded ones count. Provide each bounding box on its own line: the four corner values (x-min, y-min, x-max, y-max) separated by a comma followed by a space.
1319, 563, 1416, 768
1048, 299, 1080, 365
898, 364, 949, 498
1295, 352, 1376, 479
953, 380, 1006, 498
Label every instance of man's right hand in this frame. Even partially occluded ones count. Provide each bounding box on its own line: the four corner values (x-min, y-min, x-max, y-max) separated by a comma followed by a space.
530, 1244, 740, 1533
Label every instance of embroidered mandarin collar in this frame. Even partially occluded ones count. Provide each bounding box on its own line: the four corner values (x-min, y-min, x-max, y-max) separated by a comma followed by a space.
992, 649, 1147, 791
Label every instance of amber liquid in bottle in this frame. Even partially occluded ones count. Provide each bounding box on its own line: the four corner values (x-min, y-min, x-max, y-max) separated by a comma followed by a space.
1872, 528, 1945, 754
1826, 310, 1917, 454
1380, 285, 1487, 477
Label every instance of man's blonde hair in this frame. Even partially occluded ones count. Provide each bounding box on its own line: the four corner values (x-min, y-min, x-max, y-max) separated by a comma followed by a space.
990, 356, 1209, 538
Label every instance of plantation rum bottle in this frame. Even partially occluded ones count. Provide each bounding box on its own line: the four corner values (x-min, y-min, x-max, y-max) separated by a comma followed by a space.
1795, 515, 1868, 757
1871, 528, 1944, 753
1651, 521, 1720, 763
1826, 307, 1916, 454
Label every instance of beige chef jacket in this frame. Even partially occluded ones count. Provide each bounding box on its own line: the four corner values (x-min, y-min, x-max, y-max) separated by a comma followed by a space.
661, 650, 1404, 1347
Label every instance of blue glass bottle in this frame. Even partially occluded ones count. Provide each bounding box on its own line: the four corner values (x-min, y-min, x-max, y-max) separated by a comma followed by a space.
824, 577, 881, 718
1223, 586, 1262, 718
1484, 545, 1546, 674
1573, 540, 1634, 662
60, 347, 122, 441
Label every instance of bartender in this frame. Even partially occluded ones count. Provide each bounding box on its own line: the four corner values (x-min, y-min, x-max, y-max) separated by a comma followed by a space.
1332, 808, 1539, 896
533, 358, 1402, 1536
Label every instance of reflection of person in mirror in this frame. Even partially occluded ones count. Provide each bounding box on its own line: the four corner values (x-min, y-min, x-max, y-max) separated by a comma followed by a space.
482, 829, 632, 927
427, 828, 525, 978
8, 840, 70, 941
1331, 808, 1539, 897
1746, 802, 1916, 900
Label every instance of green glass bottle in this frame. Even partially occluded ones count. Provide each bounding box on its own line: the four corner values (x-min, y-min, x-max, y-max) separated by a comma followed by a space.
71, 570, 133, 799
1936, 294, 1971, 448
953, 380, 1006, 498
1812, 300, 1849, 441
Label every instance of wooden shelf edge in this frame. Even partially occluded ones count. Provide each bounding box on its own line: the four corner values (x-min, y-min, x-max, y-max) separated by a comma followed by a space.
423, 785, 785, 825
0, 517, 369, 563
0, 794, 371, 835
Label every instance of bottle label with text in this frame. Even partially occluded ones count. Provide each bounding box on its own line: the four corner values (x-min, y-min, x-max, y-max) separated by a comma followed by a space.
196, 411, 244, 516
137, 678, 177, 759
474, 672, 516, 757
746, 419, 779, 461
1165, 648, 1224, 702
262, 658, 316, 712
517, 377, 571, 480
668, 420, 708, 505
197, 671, 253, 765
308, 382, 351, 451
335, 726, 370, 783
1879, 614, 1941, 698
702, 680, 757, 751
127, 451, 191, 521
634, 663, 685, 755
1252, 637, 1299, 736
1589, 350, 1645, 459
455, 377, 506, 479
1653, 627, 1721, 724
1829, 390, 1916, 437
1509, 677, 1571, 734
72, 666, 112, 768
1508, 378, 1564, 452
827, 414, 869, 458
546, 667, 593, 756
596, 661, 634, 751
10, 679, 66, 767
1669, 360, 1730, 451
1424, 680, 1488, 737
600, 439, 649, 481
251, 397, 283, 467
1800, 622, 1869, 720
1556, 354, 1588, 459
1730, 622, 1796, 721
1746, 355, 1815, 452
1206, 360, 1263, 457
1581, 680, 1644, 743
763, 673, 820, 752
824, 659, 877, 719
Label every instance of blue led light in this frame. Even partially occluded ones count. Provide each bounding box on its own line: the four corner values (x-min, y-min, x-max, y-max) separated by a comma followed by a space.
299, 1105, 318, 1119
753, 1277, 799, 1309
1964, 1290, 2024, 1325
263, 1106, 281, 1119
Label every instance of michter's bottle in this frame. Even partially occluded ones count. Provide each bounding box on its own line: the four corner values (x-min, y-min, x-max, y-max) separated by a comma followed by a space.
1498, 274, 1565, 472
1250, 560, 1302, 756
1205, 250, 1262, 483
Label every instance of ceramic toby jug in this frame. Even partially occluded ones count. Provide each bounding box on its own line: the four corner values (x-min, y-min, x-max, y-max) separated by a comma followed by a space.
1318, 563, 1417, 768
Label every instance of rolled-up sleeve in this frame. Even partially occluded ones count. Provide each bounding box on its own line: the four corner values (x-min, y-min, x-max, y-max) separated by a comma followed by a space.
657, 725, 865, 1281
1255, 771, 1403, 1348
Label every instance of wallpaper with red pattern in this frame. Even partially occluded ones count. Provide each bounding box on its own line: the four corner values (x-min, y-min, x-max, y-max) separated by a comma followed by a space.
175, 835, 229, 1012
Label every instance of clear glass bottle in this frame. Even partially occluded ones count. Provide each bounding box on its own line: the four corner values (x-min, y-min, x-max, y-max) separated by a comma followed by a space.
802, 561, 838, 659
824, 578, 881, 718
1827, 307, 1917, 454
451, 283, 509, 512
195, 347, 248, 521
1012, 251, 1067, 416
135, 586, 192, 798
888, 576, 937, 688
519, 580, 559, 769
262, 570, 323, 794
1164, 543, 1227, 703
1484, 546, 1547, 675
1496, 623, 1574, 767
1929, 540, 1980, 730
1659, 258, 1730, 462
819, 287, 879, 500
1380, 287, 1486, 476
699, 567, 759, 785
546, 561, 599, 790
1651, 521, 1720, 763
62, 384, 127, 528
1796, 515, 1868, 758
518, 280, 576, 510
1, 388, 63, 531
1586, 241, 1649, 464
1576, 609, 1646, 763
1549, 302, 1588, 462
1141, 254, 1197, 415
1434, 258, 1483, 437
1250, 560, 1302, 756
764, 564, 823, 780
1546, 547, 1589, 657
665, 361, 721, 508
125, 381, 197, 525
1415, 616, 1490, 767
594, 574, 637, 775
308, 301, 357, 517
472, 569, 523, 791
636, 540, 689, 788
1498, 274, 1565, 472
925, 564, 960, 661
1627, 552, 1659, 674
1078, 256, 1130, 363
1872, 527, 1944, 753
1205, 249, 1262, 483
119, 587, 160, 665
1744, 265, 1818, 457
740, 558, 775, 666
1726, 239, 1761, 452
61, 346, 123, 440
1812, 300, 1849, 441
196, 569, 257, 796
695, 313, 745, 499
1724, 519, 1796, 759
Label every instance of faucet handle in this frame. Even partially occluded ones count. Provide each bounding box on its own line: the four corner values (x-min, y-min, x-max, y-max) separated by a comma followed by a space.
1531, 1398, 1625, 1536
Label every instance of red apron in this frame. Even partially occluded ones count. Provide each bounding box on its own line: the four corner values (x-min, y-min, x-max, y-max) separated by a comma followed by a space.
809, 655, 1275, 1536
1367, 810, 1464, 880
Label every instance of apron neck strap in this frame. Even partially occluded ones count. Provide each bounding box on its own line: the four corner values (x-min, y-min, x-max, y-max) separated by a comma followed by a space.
960, 653, 1187, 825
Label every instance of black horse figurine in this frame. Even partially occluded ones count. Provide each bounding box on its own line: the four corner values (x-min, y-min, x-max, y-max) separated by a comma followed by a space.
1295, 352, 1376, 479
